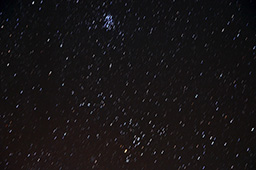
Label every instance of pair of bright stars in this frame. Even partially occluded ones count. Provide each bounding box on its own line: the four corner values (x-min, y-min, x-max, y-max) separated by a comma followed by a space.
103, 14, 115, 31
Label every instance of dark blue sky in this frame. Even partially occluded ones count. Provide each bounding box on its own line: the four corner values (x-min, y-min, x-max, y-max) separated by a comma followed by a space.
0, 0, 256, 169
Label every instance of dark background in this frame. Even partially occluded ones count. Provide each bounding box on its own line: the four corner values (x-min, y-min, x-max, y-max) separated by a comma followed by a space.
0, 0, 256, 169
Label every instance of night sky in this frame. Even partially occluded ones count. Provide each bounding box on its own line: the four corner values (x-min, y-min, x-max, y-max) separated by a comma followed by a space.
1, 0, 256, 169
